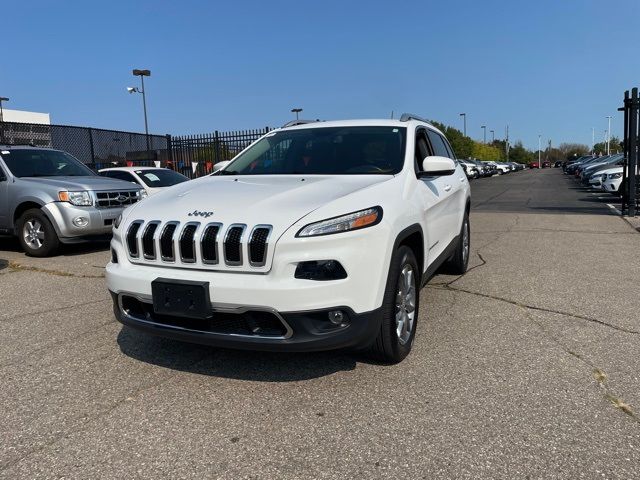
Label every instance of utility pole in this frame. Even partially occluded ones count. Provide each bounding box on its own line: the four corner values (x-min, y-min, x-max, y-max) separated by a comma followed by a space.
538, 135, 542, 168
481, 125, 486, 143
459, 113, 466, 136
490, 130, 495, 143
606, 115, 612, 155
592, 127, 595, 154
505, 125, 510, 161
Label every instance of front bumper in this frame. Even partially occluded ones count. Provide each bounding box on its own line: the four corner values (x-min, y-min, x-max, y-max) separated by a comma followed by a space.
42, 202, 124, 240
110, 291, 382, 352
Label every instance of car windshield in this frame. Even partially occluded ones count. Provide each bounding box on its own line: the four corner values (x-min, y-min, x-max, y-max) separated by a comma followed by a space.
135, 169, 190, 187
220, 126, 407, 175
0, 149, 95, 178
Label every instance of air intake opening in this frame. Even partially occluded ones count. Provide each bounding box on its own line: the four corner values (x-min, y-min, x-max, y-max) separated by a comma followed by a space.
126, 222, 142, 257
142, 222, 159, 259
201, 224, 220, 264
224, 225, 245, 265
160, 223, 177, 261
249, 227, 271, 266
180, 224, 198, 262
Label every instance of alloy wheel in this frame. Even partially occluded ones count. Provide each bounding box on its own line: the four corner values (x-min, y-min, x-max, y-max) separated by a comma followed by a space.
395, 264, 416, 345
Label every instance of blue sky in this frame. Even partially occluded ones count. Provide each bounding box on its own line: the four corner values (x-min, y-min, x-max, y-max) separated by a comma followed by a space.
2, 0, 637, 149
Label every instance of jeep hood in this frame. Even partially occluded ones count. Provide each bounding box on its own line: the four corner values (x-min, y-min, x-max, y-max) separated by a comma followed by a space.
126, 174, 392, 230
19, 176, 141, 191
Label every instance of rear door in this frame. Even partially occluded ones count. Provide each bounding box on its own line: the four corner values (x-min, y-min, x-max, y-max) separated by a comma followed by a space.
425, 128, 465, 247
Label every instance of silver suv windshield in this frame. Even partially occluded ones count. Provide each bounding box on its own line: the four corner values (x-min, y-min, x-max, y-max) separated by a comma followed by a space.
220, 126, 407, 175
0, 149, 96, 178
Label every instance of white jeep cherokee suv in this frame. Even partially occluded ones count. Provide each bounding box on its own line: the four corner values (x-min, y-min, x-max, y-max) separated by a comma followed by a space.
106, 115, 471, 363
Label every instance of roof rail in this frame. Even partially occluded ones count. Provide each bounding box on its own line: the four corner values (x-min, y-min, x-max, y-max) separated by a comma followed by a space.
399, 113, 429, 123
281, 119, 321, 128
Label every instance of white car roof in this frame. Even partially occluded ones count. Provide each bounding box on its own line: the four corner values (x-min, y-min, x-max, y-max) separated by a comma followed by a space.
278, 118, 445, 136
98, 166, 164, 173
598, 166, 623, 174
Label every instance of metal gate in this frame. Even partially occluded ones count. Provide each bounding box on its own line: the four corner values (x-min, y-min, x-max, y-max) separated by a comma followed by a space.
620, 88, 640, 216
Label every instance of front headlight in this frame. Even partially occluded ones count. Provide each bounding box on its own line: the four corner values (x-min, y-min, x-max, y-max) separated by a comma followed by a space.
113, 213, 122, 230
296, 207, 382, 237
58, 191, 93, 206
609, 173, 623, 179
139, 189, 148, 199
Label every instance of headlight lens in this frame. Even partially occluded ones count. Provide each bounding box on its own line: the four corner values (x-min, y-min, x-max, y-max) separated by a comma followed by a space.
139, 189, 148, 199
58, 191, 93, 206
296, 207, 382, 237
113, 213, 122, 229
609, 173, 622, 179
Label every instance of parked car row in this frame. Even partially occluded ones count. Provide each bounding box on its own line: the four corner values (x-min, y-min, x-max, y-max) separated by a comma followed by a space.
0, 145, 191, 256
459, 159, 526, 179
563, 154, 625, 196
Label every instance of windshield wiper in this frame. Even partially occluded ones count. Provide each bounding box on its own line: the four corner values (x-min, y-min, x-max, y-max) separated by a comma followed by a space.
216, 170, 240, 176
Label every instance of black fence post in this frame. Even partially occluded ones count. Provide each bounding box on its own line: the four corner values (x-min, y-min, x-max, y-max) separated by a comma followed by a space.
621, 91, 629, 214
88, 127, 96, 167
629, 88, 638, 217
166, 134, 173, 167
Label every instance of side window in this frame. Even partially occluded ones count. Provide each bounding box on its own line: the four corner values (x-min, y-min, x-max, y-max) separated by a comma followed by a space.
108, 171, 138, 184
426, 130, 451, 159
414, 129, 432, 175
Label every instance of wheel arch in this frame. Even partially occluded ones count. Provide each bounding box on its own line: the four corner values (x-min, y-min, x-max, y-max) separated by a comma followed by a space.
13, 201, 44, 226
392, 224, 424, 281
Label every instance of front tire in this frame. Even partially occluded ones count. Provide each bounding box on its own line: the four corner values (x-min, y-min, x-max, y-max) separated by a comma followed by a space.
368, 246, 419, 364
17, 209, 60, 257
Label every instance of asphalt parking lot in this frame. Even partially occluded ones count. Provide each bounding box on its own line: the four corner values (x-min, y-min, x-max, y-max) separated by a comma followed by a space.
2, 168, 639, 479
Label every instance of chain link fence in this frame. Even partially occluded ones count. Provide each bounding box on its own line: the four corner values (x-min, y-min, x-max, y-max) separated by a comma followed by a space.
0, 121, 170, 171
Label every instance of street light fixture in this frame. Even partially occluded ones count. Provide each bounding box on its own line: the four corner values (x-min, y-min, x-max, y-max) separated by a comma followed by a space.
481, 125, 486, 143
129, 69, 151, 151
459, 113, 466, 136
291, 108, 303, 121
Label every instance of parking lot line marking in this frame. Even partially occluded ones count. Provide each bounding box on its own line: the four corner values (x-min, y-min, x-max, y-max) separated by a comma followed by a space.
606, 204, 622, 215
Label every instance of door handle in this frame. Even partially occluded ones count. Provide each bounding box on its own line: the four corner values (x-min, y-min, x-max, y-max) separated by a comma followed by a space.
444, 184, 452, 192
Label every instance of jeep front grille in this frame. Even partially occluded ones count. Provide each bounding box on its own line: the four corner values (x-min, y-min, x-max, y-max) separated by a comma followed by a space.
125, 220, 273, 270
95, 190, 141, 208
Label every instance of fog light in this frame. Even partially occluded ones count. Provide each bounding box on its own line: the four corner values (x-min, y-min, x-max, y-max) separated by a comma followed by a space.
328, 310, 345, 325
295, 260, 347, 281
72, 216, 89, 227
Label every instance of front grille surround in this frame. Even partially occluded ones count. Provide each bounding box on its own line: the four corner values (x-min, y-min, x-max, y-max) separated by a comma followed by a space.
125, 220, 273, 271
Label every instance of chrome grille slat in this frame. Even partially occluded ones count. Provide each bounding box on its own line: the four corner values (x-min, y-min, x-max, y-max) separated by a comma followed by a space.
127, 221, 272, 269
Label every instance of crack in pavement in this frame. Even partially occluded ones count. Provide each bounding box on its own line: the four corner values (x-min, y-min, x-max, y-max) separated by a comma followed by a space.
7, 261, 104, 279
0, 299, 111, 324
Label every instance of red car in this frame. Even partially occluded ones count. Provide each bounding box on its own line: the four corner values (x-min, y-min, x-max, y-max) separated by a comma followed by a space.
542, 161, 551, 168
530, 161, 540, 168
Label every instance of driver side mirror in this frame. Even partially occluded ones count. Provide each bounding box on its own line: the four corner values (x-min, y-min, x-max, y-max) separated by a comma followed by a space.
419, 156, 456, 177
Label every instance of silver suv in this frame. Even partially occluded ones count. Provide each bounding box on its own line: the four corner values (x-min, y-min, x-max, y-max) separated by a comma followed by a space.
0, 145, 145, 256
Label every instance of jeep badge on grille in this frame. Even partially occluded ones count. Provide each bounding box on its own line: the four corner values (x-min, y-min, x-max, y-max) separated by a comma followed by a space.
188, 210, 214, 218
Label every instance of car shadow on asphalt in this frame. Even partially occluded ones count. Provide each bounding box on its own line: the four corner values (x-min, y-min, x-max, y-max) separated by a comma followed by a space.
116, 326, 358, 382
0, 259, 8, 270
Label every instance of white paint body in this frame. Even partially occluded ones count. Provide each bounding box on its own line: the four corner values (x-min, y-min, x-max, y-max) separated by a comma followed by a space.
106, 119, 471, 315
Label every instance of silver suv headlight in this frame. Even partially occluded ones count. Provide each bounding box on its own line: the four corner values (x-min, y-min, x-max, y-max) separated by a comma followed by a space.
296, 207, 382, 237
58, 191, 93, 206
609, 172, 622, 179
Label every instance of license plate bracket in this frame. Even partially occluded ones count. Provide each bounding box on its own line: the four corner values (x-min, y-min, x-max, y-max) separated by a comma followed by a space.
151, 278, 212, 319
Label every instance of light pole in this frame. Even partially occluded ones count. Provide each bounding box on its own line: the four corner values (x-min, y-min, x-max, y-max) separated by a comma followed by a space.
538, 135, 542, 168
490, 130, 495, 143
291, 108, 303, 121
592, 127, 595, 154
481, 125, 486, 143
129, 69, 151, 151
0, 96, 8, 143
459, 113, 466, 136
606, 115, 612, 155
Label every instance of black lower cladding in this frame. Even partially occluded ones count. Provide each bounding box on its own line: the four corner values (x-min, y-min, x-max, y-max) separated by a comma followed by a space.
112, 291, 382, 352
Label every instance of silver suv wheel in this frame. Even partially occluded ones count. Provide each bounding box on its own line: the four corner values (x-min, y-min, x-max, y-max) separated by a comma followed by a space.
23, 219, 45, 250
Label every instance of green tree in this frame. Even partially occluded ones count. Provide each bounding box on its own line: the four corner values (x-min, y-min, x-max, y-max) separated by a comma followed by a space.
593, 136, 622, 155
509, 141, 534, 164
557, 142, 589, 160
